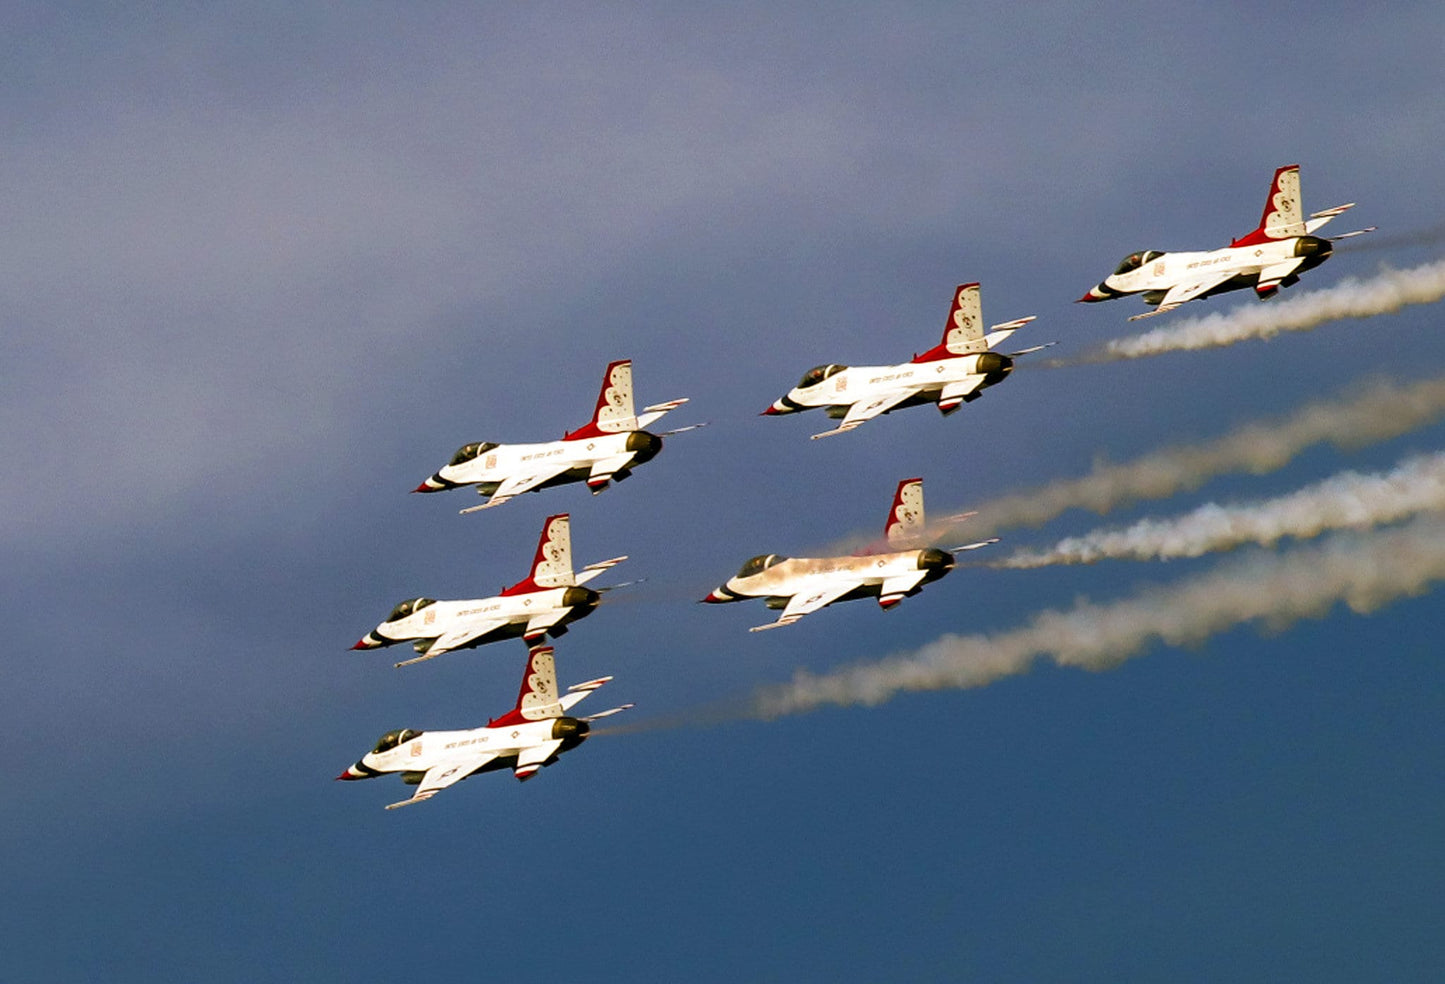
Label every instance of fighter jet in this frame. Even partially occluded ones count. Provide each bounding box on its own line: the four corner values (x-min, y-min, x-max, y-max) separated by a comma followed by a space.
762, 283, 1047, 440
351, 514, 626, 667
336, 644, 632, 809
702, 478, 996, 631
1078, 164, 1375, 320
414, 359, 697, 513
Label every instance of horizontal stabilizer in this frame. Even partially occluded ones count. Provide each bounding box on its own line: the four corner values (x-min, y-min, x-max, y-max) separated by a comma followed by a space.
950, 537, 1000, 552
1328, 226, 1376, 242
1006, 342, 1057, 357
568, 676, 613, 693
581, 703, 634, 722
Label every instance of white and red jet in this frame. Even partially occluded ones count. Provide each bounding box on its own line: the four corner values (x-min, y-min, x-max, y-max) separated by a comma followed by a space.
336, 644, 632, 809
414, 359, 695, 513
702, 478, 996, 631
1078, 164, 1375, 320
351, 514, 626, 667
762, 283, 1047, 439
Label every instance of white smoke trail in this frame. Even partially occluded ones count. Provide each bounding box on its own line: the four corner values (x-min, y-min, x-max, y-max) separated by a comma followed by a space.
996, 451, 1445, 568
750, 516, 1445, 719
1096, 257, 1445, 361
927, 374, 1445, 541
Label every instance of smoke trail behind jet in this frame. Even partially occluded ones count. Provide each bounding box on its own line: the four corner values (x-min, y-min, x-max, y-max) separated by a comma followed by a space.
924, 374, 1445, 542
750, 516, 1445, 719
995, 452, 1445, 568
1087, 257, 1445, 362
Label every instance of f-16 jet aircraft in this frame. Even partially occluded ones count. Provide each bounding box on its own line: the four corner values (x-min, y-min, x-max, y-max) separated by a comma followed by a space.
336, 645, 632, 809
1078, 164, 1375, 320
351, 514, 625, 667
702, 478, 996, 631
414, 359, 696, 513
762, 283, 1047, 439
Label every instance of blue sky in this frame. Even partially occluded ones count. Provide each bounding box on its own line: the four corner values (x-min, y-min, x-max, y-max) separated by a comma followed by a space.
4, 4, 1444, 981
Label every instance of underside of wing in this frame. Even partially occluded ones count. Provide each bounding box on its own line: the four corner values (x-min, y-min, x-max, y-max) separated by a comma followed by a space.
810, 389, 915, 440
385, 754, 498, 809
936, 376, 987, 413
1128, 272, 1236, 321
750, 579, 862, 631
461, 465, 573, 513
392, 619, 511, 667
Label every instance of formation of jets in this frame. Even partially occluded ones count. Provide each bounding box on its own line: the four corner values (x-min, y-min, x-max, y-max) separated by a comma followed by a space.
339, 164, 1370, 809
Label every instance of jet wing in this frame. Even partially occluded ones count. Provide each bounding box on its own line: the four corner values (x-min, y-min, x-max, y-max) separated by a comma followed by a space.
810, 389, 916, 440
385, 755, 498, 809
1127, 271, 1236, 321
393, 618, 511, 667
749, 579, 861, 631
514, 739, 564, 780
460, 465, 573, 514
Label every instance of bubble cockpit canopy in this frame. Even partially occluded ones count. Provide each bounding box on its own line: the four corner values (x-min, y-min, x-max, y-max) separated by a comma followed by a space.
738, 553, 788, 578
1113, 250, 1164, 275
797, 364, 847, 389
372, 728, 423, 754
386, 598, 436, 622
450, 442, 499, 466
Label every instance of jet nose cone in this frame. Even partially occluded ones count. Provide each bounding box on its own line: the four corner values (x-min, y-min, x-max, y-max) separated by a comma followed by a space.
701, 588, 730, 603
335, 766, 365, 781
351, 637, 377, 650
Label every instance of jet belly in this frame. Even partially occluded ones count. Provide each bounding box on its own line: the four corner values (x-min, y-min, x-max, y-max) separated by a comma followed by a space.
728, 551, 926, 599
790, 361, 980, 409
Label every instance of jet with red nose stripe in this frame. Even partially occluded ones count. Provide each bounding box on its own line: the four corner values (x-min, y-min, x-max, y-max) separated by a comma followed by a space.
702, 478, 997, 631
1078, 164, 1375, 320
414, 359, 697, 513
762, 283, 1048, 440
351, 514, 626, 667
336, 645, 632, 809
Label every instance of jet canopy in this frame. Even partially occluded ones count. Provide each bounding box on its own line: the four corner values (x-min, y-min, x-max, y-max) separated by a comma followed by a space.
797, 364, 847, 389
1113, 250, 1164, 275
386, 597, 436, 622
737, 554, 788, 578
372, 728, 423, 753
449, 442, 499, 466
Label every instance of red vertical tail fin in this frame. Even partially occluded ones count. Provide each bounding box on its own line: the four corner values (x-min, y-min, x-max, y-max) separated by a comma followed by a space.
1232, 164, 1306, 246
884, 478, 926, 548
490, 644, 564, 726
502, 514, 575, 595
565, 360, 637, 439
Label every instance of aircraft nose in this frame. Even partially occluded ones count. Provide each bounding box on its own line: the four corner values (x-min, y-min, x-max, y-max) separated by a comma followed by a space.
335, 764, 367, 781
412, 475, 445, 493
351, 636, 380, 650
701, 587, 732, 603
1077, 285, 1108, 303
